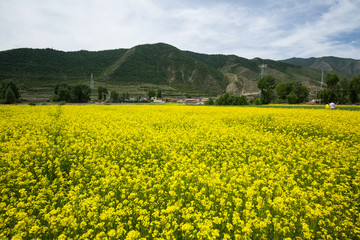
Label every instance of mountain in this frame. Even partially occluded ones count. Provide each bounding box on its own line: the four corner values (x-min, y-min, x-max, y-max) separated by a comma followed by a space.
0, 48, 127, 98
0, 47, 127, 80
0, 43, 347, 99
186, 52, 324, 95
101, 43, 229, 96
281, 57, 360, 76
0, 44, 229, 97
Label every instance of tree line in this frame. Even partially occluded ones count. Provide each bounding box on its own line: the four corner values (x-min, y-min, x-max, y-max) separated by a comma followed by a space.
53, 84, 135, 103
317, 74, 360, 104
252, 73, 360, 105
52, 83, 167, 103
256, 75, 310, 104
52, 83, 91, 103
52, 73, 360, 105
3, 73, 360, 105
109, 90, 134, 103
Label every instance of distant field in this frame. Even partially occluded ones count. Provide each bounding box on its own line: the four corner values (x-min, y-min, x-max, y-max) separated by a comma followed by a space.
260, 104, 360, 111
1, 105, 359, 239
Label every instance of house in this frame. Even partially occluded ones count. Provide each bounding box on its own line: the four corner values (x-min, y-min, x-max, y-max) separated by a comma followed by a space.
200, 98, 209, 105
184, 99, 200, 105
152, 97, 164, 103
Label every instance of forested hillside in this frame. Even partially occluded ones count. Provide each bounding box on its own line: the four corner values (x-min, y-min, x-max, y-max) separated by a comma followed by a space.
105, 43, 229, 96
1, 43, 353, 99
0, 48, 126, 81
0, 48, 127, 98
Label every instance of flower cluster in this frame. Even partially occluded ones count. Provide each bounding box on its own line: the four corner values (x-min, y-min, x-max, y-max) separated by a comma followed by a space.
1, 105, 359, 239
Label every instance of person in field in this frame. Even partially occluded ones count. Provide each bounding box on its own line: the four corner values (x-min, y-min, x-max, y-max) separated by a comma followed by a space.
330, 101, 336, 110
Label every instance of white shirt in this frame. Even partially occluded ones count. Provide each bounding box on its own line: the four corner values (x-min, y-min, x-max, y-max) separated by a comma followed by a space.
330, 102, 336, 109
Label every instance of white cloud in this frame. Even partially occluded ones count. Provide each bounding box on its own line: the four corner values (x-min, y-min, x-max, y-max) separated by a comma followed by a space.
0, 0, 359, 59
269, 0, 360, 58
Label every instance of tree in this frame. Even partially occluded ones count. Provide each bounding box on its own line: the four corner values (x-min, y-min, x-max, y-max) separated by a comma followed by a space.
57, 87, 72, 102
326, 74, 340, 89
286, 91, 298, 104
53, 83, 71, 102
215, 92, 248, 105
229, 95, 248, 105
258, 75, 276, 104
4, 87, 16, 104
206, 98, 215, 105
156, 89, 162, 98
120, 92, 130, 102
0, 80, 20, 101
338, 79, 350, 103
53, 83, 91, 103
120, 92, 126, 102
136, 95, 142, 102
275, 82, 293, 100
110, 90, 119, 103
275, 81, 309, 104
148, 90, 156, 100
72, 84, 91, 103
317, 73, 354, 103
97, 86, 108, 101
98, 87, 103, 100
291, 82, 309, 103
239, 95, 248, 105
350, 75, 360, 103
216, 92, 230, 105
317, 89, 336, 103
252, 97, 261, 105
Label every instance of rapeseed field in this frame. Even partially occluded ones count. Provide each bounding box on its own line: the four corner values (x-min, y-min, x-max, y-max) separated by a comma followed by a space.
0, 105, 359, 239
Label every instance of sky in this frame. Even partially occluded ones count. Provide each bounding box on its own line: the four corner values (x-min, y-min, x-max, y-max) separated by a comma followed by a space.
0, 0, 359, 60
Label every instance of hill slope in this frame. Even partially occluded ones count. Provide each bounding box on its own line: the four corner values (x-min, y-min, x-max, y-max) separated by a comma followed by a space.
281, 56, 360, 75
104, 43, 229, 96
0, 43, 349, 99
0, 48, 127, 97
187, 52, 323, 94
0, 48, 127, 81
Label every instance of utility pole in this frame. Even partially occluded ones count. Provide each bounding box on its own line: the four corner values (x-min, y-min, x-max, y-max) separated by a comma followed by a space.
259, 61, 267, 99
259, 62, 267, 78
90, 73, 94, 89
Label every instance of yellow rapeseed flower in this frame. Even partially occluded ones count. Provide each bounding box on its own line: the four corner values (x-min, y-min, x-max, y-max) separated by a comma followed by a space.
0, 105, 359, 239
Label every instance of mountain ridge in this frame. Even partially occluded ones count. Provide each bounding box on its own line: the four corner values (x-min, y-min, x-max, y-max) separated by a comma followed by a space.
0, 43, 357, 99
281, 56, 360, 75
